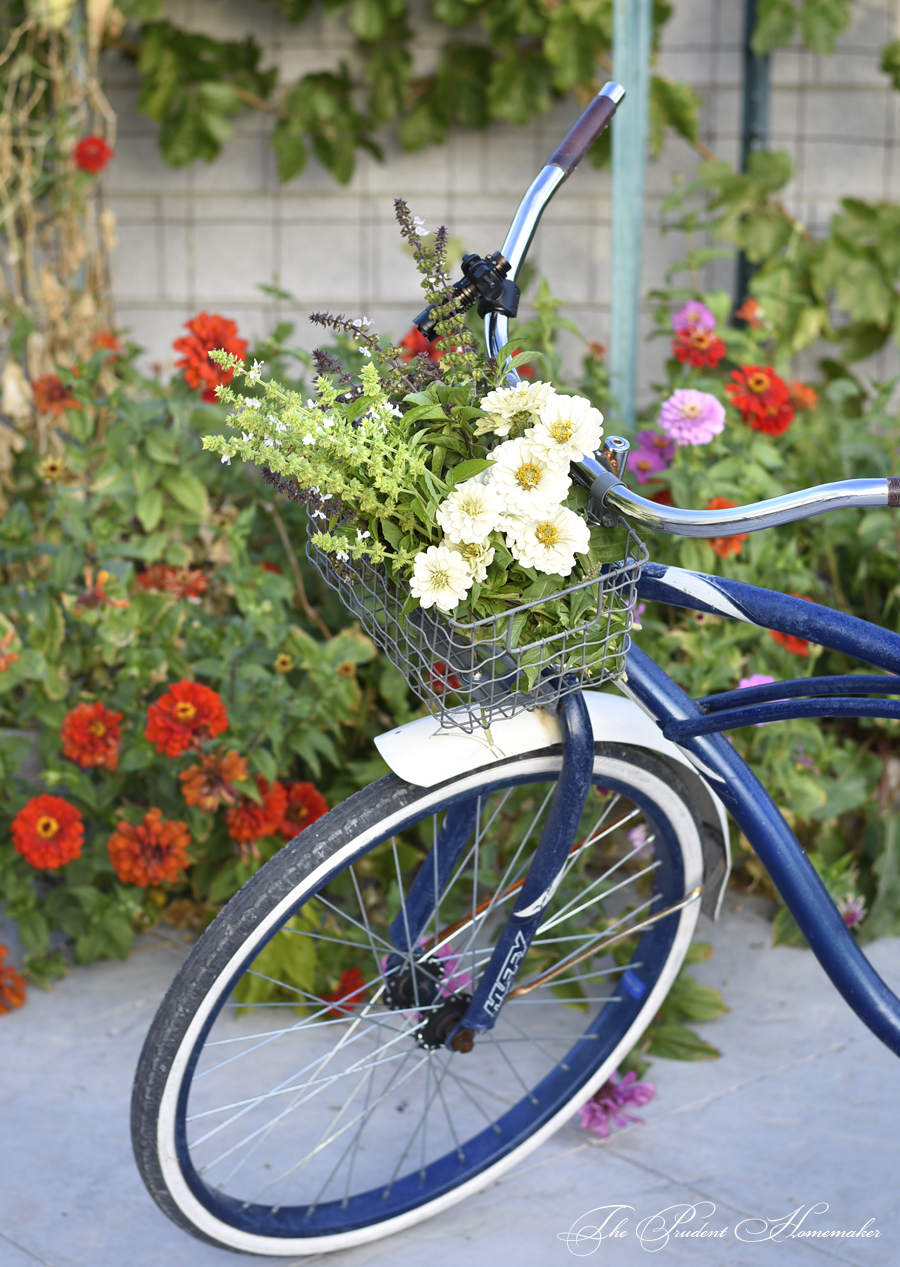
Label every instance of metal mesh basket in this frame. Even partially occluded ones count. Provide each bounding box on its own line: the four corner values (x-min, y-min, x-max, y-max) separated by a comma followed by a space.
307, 513, 647, 733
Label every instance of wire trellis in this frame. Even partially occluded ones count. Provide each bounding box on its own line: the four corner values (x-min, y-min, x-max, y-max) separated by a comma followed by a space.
308, 515, 647, 732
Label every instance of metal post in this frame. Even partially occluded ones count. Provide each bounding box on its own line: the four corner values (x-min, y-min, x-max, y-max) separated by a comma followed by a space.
609, 0, 653, 432
736, 0, 771, 309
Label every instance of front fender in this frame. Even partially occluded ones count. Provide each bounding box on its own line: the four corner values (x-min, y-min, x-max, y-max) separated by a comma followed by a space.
375, 691, 730, 919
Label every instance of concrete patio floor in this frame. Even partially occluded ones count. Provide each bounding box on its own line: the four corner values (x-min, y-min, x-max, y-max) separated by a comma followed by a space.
2, 896, 899, 1267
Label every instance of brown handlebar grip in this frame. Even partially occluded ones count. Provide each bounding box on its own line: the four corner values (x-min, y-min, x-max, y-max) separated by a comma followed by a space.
546, 82, 625, 176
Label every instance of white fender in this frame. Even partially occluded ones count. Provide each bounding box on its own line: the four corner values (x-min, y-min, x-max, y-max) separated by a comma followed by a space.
375, 690, 731, 919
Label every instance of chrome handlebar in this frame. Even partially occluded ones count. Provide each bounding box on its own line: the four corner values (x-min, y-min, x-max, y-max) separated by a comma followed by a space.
486, 83, 900, 538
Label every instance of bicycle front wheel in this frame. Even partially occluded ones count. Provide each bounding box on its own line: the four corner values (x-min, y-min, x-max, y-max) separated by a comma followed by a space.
132, 741, 705, 1256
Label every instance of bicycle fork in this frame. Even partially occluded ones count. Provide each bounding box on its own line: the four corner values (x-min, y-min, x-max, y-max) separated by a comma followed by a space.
385, 690, 596, 1049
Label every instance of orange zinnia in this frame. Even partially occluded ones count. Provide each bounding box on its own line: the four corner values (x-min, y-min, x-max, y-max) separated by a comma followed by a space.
788, 380, 818, 412
173, 312, 248, 402
33, 374, 81, 416
280, 782, 328, 841
706, 497, 748, 559
179, 749, 249, 813
0, 945, 27, 1014
106, 808, 191, 887
136, 564, 208, 602
11, 795, 84, 870
226, 776, 288, 857
725, 365, 794, 436
398, 327, 445, 363
61, 701, 124, 772
0, 629, 19, 673
769, 594, 815, 657
144, 681, 229, 758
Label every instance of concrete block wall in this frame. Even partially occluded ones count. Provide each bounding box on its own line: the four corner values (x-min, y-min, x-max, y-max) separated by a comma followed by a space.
102, 0, 900, 396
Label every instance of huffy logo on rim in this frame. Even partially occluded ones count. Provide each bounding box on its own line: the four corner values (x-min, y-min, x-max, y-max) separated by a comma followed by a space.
557, 1202, 881, 1254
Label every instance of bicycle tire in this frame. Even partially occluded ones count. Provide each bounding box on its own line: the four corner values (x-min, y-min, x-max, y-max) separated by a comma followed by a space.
132, 741, 705, 1256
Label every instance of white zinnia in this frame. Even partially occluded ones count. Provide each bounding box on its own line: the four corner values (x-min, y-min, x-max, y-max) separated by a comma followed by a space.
477, 380, 555, 437
507, 506, 591, 577
490, 437, 570, 517
410, 545, 473, 612
435, 480, 503, 544
529, 394, 604, 467
448, 539, 495, 583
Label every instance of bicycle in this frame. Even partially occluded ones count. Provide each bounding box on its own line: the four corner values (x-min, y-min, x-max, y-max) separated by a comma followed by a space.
130, 83, 900, 1256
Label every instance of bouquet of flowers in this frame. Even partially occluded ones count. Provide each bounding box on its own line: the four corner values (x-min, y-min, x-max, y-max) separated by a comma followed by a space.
203, 203, 643, 725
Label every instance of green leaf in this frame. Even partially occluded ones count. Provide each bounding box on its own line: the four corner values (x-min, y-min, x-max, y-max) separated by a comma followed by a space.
799, 0, 851, 53
488, 50, 552, 126
136, 487, 165, 533
752, 0, 796, 53
649, 75, 703, 156
162, 468, 209, 518
448, 458, 495, 485
882, 38, 900, 91
646, 1022, 721, 1061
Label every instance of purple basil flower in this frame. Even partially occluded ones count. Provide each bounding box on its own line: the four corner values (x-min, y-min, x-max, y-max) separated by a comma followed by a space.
672, 300, 717, 332
838, 894, 866, 928
577, 1070, 657, 1138
631, 429, 676, 484
659, 389, 725, 446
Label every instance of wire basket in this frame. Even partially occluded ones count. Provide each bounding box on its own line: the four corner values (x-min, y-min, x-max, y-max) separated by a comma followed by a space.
307, 514, 647, 733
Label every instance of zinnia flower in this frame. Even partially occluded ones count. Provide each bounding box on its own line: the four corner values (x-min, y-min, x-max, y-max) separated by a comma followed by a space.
0, 945, 27, 1015
0, 629, 19, 673
173, 312, 248, 402
507, 506, 590, 577
577, 1070, 656, 1138
447, 538, 494, 582
789, 380, 818, 412
672, 325, 727, 370
734, 297, 762, 327
725, 365, 794, 436
671, 300, 716, 332
398, 327, 445, 363
179, 749, 249, 813
144, 680, 229, 757
135, 564, 207, 602
280, 781, 328, 840
409, 545, 473, 612
739, 673, 779, 727
706, 497, 748, 558
528, 393, 604, 467
436, 480, 504, 544
61, 701, 124, 772
630, 430, 675, 484
769, 595, 815, 657
837, 893, 866, 928
226, 776, 288, 854
106, 808, 191, 887
322, 966, 367, 1017
91, 331, 121, 357
476, 380, 555, 438
32, 374, 80, 416
658, 390, 725, 446
73, 135, 114, 174
490, 437, 571, 516
429, 660, 462, 695
73, 566, 129, 614
12, 795, 84, 870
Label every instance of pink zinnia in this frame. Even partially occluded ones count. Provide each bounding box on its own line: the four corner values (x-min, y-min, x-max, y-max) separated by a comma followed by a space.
738, 673, 779, 727
659, 389, 725, 446
577, 1070, 656, 1138
837, 894, 866, 928
672, 300, 717, 332
630, 429, 675, 484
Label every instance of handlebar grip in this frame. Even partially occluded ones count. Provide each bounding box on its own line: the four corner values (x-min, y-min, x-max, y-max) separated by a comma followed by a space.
546, 82, 625, 176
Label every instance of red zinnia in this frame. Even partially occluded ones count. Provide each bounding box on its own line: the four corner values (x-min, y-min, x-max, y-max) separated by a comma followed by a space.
226, 776, 288, 851
173, 312, 248, 402
91, 331, 121, 358
73, 135, 114, 174
179, 749, 249, 814
61, 701, 124, 772
706, 497, 748, 559
0, 945, 27, 1015
280, 782, 328, 841
136, 564, 208, 602
322, 966, 367, 1017
144, 680, 229, 757
725, 365, 794, 436
429, 660, 462, 695
769, 594, 815, 657
11, 795, 84, 870
106, 808, 190, 887
672, 325, 727, 370
33, 374, 81, 416
399, 327, 445, 363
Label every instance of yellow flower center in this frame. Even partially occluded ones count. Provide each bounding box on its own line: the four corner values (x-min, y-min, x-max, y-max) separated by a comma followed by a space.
429, 566, 451, 589
516, 462, 542, 490
174, 701, 197, 722
747, 372, 770, 394
535, 522, 559, 547
274, 654, 294, 673
89, 720, 107, 738
549, 420, 573, 443
681, 401, 702, 418
36, 815, 59, 839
